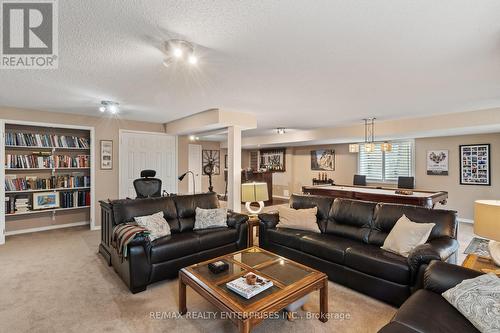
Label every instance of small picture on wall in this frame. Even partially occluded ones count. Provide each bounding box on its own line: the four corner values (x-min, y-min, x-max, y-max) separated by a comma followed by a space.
311, 149, 335, 171
202, 150, 220, 175
460, 144, 490, 186
33, 192, 60, 210
100, 140, 113, 170
427, 150, 449, 175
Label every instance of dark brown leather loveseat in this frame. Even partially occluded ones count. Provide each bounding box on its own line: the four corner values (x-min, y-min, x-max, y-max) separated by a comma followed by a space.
99, 192, 248, 293
258, 194, 459, 306
379, 261, 482, 333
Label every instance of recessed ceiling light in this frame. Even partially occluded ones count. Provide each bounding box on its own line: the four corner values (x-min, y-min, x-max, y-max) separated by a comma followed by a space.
188, 55, 198, 65
173, 48, 183, 58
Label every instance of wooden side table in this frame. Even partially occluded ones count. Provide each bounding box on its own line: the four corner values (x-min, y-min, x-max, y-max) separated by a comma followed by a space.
462, 254, 500, 275
247, 216, 260, 247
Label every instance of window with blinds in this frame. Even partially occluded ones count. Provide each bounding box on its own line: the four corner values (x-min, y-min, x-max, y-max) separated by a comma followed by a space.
358, 140, 414, 183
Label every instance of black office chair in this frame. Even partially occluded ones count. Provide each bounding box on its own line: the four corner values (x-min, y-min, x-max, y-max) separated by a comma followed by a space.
133, 170, 162, 198
353, 174, 367, 186
398, 176, 415, 189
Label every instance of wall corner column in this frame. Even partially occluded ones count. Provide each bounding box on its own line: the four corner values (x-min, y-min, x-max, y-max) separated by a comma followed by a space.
227, 126, 242, 212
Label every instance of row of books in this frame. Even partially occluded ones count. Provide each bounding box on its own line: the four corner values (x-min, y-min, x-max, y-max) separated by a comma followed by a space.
60, 190, 90, 208
5, 132, 90, 148
5, 174, 90, 191
5, 190, 90, 214
5, 196, 30, 214
6, 154, 90, 169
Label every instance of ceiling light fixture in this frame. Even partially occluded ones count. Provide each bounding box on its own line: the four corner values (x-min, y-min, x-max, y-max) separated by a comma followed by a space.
99, 101, 120, 114
163, 39, 198, 67
276, 128, 286, 135
349, 118, 391, 153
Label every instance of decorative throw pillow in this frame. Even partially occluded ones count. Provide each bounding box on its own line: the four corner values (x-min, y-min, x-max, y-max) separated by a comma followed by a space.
276, 206, 320, 233
134, 211, 171, 241
442, 273, 500, 332
381, 214, 435, 257
194, 207, 228, 230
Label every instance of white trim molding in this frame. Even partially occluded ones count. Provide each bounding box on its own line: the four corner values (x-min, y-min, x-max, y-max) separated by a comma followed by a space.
458, 218, 474, 224
5, 221, 90, 236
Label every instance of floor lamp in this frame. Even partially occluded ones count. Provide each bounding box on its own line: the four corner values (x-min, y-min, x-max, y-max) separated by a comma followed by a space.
178, 171, 196, 194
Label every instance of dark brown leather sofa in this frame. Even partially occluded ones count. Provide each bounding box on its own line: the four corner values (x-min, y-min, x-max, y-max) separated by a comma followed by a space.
258, 194, 459, 306
379, 261, 481, 333
99, 192, 248, 293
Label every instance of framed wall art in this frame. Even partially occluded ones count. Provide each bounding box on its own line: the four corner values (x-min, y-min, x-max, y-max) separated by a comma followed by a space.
100, 140, 113, 170
460, 144, 490, 186
33, 192, 60, 210
202, 150, 220, 175
311, 149, 335, 171
427, 150, 448, 175
259, 148, 286, 172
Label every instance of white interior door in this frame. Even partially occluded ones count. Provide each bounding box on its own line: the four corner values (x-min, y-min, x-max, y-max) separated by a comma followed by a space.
188, 144, 202, 194
119, 131, 177, 199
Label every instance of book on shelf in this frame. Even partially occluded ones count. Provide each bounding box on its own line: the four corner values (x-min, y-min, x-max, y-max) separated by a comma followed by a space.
5, 174, 90, 191
60, 190, 90, 208
5, 132, 90, 149
226, 274, 273, 299
5, 154, 90, 169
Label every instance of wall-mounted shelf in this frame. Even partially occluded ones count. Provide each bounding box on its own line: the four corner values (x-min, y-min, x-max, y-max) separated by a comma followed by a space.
6, 167, 90, 172
5, 145, 90, 151
6, 205, 91, 217
6, 187, 90, 194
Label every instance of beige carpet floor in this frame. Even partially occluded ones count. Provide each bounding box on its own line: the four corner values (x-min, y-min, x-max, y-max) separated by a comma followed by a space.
1, 226, 397, 333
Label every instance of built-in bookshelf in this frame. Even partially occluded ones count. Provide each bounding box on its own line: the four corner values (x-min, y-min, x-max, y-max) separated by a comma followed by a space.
1, 121, 95, 243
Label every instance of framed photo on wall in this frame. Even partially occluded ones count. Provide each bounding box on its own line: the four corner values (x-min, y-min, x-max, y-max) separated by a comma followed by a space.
427, 150, 449, 175
100, 140, 113, 170
310, 149, 335, 171
33, 192, 60, 210
460, 144, 490, 186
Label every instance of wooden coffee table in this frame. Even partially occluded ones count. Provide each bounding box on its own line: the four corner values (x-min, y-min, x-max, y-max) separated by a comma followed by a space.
178, 247, 329, 333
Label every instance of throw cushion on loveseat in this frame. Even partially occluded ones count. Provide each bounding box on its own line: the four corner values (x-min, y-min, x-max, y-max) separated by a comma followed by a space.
276, 206, 321, 233
442, 273, 500, 332
134, 211, 171, 241
194, 207, 228, 230
381, 214, 435, 257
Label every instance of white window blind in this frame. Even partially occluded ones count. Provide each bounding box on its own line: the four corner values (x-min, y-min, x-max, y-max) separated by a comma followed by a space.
358, 140, 414, 183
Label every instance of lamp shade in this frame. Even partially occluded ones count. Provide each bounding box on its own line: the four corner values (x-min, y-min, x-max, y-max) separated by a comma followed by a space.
474, 200, 500, 241
241, 182, 269, 202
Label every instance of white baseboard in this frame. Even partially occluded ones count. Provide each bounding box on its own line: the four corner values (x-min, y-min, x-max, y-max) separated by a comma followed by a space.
91, 225, 101, 231
5, 221, 90, 236
458, 218, 474, 224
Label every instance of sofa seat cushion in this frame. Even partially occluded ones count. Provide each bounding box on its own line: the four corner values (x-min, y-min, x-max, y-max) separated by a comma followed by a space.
300, 234, 360, 264
267, 228, 315, 251
345, 245, 410, 285
390, 290, 479, 333
194, 228, 237, 251
150, 232, 200, 264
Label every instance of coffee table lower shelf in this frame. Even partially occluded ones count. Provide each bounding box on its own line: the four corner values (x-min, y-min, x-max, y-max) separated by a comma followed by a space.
178, 247, 329, 333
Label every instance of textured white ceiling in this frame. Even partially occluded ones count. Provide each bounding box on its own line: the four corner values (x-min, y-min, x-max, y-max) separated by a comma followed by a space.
1, 0, 500, 134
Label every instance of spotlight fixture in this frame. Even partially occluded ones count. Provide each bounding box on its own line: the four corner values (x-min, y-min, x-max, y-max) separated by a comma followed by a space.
99, 101, 120, 114
276, 128, 286, 135
163, 39, 198, 67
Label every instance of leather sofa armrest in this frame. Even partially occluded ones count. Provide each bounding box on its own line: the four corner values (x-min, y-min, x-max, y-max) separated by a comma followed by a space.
226, 211, 249, 229
258, 211, 279, 229
407, 237, 458, 273
423, 260, 482, 294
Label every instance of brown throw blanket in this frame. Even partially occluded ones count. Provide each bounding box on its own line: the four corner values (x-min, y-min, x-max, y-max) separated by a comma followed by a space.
112, 223, 150, 258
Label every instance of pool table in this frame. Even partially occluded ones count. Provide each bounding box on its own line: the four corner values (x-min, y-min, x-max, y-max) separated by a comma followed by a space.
302, 184, 448, 208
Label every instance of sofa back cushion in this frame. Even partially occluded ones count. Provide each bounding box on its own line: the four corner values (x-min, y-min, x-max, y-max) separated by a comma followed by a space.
111, 196, 180, 232
289, 194, 334, 232
325, 198, 376, 242
174, 192, 220, 232
369, 203, 457, 246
